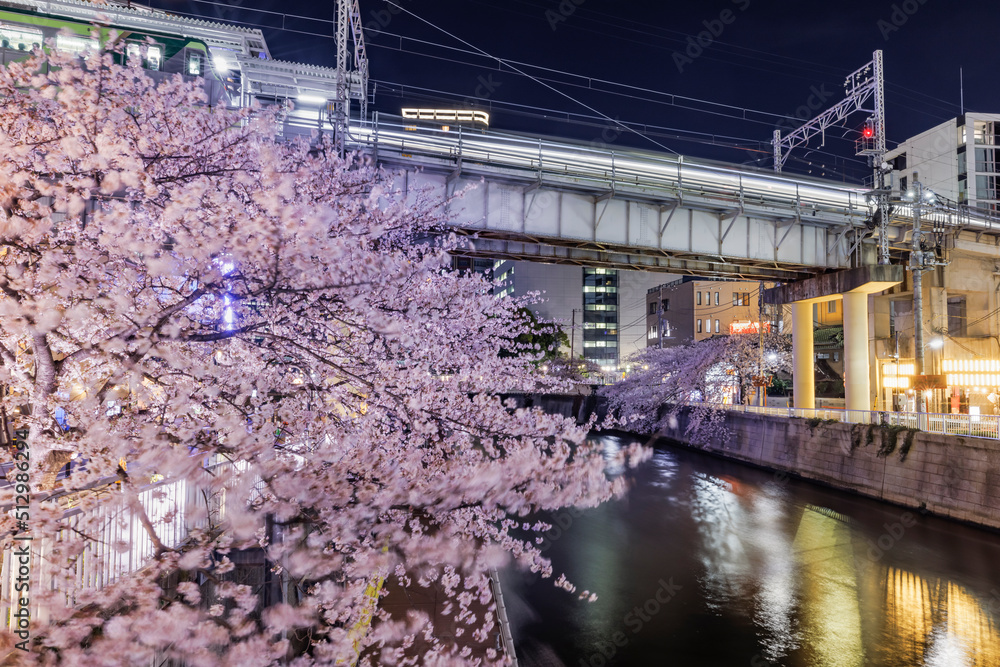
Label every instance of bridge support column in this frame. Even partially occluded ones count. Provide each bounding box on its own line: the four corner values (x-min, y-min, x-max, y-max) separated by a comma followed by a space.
842, 291, 871, 418
791, 301, 814, 410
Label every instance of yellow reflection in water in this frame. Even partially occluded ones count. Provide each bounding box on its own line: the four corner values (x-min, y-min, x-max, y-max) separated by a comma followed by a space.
882, 567, 933, 661
792, 506, 864, 667
880, 566, 1000, 665
941, 581, 1000, 665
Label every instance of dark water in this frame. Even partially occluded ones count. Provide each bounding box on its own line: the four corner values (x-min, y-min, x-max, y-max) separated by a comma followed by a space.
505, 432, 1000, 667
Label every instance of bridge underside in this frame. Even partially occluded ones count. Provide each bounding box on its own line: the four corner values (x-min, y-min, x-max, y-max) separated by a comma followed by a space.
385, 157, 861, 281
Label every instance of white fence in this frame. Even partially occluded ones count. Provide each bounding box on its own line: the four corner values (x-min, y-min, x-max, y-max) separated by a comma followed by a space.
0, 459, 241, 631
704, 403, 1000, 440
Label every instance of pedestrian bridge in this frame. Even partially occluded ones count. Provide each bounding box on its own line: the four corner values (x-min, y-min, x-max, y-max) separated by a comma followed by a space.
346, 116, 1000, 280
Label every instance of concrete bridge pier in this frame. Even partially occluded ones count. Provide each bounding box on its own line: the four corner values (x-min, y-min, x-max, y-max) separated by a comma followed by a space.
842, 291, 871, 413
791, 302, 815, 410
766, 266, 904, 419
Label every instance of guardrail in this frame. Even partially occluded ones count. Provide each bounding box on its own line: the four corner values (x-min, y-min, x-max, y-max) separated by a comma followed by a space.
490, 568, 519, 667
698, 402, 1000, 440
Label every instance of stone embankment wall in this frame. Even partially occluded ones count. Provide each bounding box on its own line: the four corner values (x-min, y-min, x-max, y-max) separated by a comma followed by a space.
500, 391, 606, 425
661, 409, 1000, 530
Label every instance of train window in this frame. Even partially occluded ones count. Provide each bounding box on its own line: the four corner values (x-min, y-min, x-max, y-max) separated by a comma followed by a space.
56, 34, 98, 56
186, 51, 202, 76
147, 46, 162, 71
0, 24, 42, 52
127, 43, 162, 71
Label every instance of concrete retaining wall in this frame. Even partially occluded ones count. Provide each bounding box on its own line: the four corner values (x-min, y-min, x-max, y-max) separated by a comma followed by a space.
661, 409, 1000, 530
514, 393, 1000, 530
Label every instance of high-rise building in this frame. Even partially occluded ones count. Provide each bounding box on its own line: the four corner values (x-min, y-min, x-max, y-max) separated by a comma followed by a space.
493, 260, 673, 371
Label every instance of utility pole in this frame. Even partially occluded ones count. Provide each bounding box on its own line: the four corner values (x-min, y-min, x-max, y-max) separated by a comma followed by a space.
570, 308, 582, 371
332, 0, 369, 155
772, 50, 890, 265
906, 181, 943, 418
913, 195, 926, 415
758, 280, 765, 407
658, 285, 664, 350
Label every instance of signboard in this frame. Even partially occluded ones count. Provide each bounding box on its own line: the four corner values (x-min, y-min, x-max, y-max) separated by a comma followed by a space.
401, 108, 490, 126
729, 321, 771, 335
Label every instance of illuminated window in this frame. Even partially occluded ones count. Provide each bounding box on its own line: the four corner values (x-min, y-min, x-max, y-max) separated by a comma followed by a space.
715, 292, 719, 306
697, 291, 702, 306
56, 34, 98, 56
127, 43, 162, 70
697, 319, 702, 334
828, 301, 837, 314
715, 319, 720, 333
186, 51, 202, 76
0, 24, 41, 51
147, 45, 162, 70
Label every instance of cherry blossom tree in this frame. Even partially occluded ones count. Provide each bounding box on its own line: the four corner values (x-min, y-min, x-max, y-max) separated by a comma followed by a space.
602, 330, 790, 444
0, 42, 645, 665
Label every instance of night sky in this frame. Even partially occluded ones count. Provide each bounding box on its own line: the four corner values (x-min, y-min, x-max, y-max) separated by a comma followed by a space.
150, 0, 1000, 183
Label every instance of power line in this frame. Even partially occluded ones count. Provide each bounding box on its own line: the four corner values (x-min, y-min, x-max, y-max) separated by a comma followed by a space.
382, 1, 683, 155
367, 30, 810, 127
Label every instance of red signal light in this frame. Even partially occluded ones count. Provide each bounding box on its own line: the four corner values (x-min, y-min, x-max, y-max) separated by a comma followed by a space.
862, 125, 874, 139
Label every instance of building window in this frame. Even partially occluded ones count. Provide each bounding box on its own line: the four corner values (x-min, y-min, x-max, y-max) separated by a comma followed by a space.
948, 296, 967, 337
662, 299, 669, 311
974, 121, 995, 145
649, 302, 657, 315
828, 301, 837, 313
697, 319, 702, 334
733, 293, 739, 306
900, 175, 908, 194
715, 319, 720, 333
833, 352, 840, 362
705, 291, 710, 305
697, 291, 702, 306
715, 292, 720, 306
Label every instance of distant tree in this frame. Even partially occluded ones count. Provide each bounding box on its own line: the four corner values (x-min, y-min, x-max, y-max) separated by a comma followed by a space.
602, 331, 790, 444
0, 44, 648, 665
498, 306, 569, 363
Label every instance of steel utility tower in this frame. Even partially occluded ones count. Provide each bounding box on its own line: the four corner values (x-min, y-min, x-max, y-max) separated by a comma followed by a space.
333, 0, 370, 154
772, 51, 890, 265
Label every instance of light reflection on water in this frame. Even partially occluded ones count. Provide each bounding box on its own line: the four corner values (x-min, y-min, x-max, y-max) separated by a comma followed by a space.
510, 434, 1000, 666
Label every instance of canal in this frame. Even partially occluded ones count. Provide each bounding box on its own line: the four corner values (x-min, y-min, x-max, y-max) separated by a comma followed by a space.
505, 432, 1000, 666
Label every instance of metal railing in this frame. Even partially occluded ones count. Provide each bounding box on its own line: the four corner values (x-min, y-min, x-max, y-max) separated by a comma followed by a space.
339, 115, 1000, 237
698, 402, 1000, 439
0, 458, 243, 629
347, 116, 871, 225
